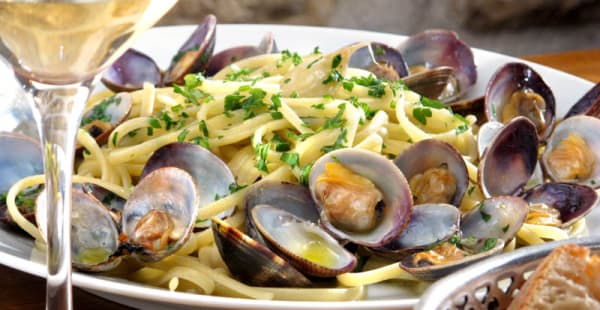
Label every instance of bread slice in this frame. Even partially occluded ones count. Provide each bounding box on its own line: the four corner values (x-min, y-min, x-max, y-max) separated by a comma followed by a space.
508, 244, 600, 310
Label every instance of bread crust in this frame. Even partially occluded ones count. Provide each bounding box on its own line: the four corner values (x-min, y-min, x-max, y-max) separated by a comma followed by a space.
508, 244, 600, 310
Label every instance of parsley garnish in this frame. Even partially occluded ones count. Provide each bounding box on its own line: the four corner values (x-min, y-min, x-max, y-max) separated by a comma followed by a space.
224, 88, 268, 120
331, 54, 342, 69
191, 136, 210, 149
272, 135, 291, 152
467, 185, 475, 196
290, 91, 299, 98
311, 103, 325, 110
322, 104, 346, 130
478, 202, 491, 222
148, 118, 162, 129
199, 120, 209, 137
502, 224, 510, 233
350, 75, 385, 98
111, 131, 119, 147
280, 152, 300, 168
254, 143, 270, 173
342, 80, 354, 91
228, 183, 248, 193
420, 97, 447, 110
321, 128, 348, 153
454, 114, 469, 134
322, 69, 343, 84
306, 57, 321, 69
482, 238, 498, 252
173, 73, 212, 105
225, 68, 255, 81
299, 163, 313, 186
177, 129, 189, 142
312, 46, 321, 54
412, 107, 432, 125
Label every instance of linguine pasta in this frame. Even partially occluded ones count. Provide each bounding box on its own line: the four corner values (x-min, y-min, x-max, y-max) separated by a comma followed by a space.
4, 42, 587, 300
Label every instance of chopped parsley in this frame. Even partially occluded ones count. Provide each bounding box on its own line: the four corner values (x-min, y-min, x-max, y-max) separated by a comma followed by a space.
322, 104, 346, 130
254, 143, 271, 173
478, 202, 491, 222
467, 185, 475, 196
312, 46, 321, 54
290, 91, 299, 98
331, 54, 342, 69
277, 50, 303, 67
228, 183, 248, 193
502, 224, 510, 233
350, 75, 386, 98
412, 107, 432, 125
321, 128, 348, 153
225, 67, 255, 81
299, 163, 313, 187
272, 135, 291, 152
322, 69, 343, 84
454, 114, 470, 134
342, 80, 354, 91
306, 57, 322, 69
111, 131, 119, 147
148, 118, 162, 129
420, 96, 447, 110
311, 103, 325, 110
199, 120, 209, 137
173, 73, 212, 105
191, 136, 210, 149
482, 238, 498, 252
224, 87, 268, 120
177, 129, 189, 142
280, 152, 300, 168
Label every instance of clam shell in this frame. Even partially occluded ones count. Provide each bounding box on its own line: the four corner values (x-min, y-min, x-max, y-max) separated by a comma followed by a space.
243, 181, 319, 245
349, 42, 409, 79
461, 196, 529, 241
397, 29, 476, 101
522, 182, 599, 228
36, 189, 121, 272
211, 217, 311, 287
541, 115, 600, 188
101, 50, 161, 92
121, 167, 199, 261
163, 15, 217, 85
484, 62, 556, 140
251, 205, 356, 277
478, 116, 538, 197
399, 238, 504, 282
374, 203, 460, 257
564, 82, 600, 118
0, 132, 42, 193
309, 148, 412, 247
394, 139, 468, 206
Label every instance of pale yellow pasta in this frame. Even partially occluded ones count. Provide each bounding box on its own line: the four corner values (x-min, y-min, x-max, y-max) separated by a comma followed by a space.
6, 42, 588, 301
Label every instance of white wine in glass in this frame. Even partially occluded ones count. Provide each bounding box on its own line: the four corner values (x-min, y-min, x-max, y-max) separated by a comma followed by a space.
0, 1, 177, 309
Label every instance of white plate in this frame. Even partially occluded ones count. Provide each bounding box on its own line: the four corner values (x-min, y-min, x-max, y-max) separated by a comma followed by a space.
0, 24, 597, 310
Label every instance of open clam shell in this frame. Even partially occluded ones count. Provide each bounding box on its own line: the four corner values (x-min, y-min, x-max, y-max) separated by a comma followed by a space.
80, 93, 132, 147
211, 217, 311, 287
121, 167, 199, 262
461, 196, 529, 241
251, 205, 356, 277
141, 142, 235, 227
522, 182, 599, 228
243, 181, 319, 244
101, 49, 162, 92
484, 62, 556, 140
349, 42, 409, 80
0, 132, 43, 194
163, 14, 217, 85
541, 115, 600, 188
397, 29, 476, 102
399, 237, 504, 282
36, 189, 121, 272
394, 139, 468, 206
478, 116, 539, 197
373, 203, 460, 258
205, 32, 278, 76
564, 82, 600, 119
308, 148, 412, 247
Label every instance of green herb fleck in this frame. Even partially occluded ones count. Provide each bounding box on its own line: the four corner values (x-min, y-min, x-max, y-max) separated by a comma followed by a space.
502, 224, 510, 233
81, 95, 121, 126
280, 152, 300, 168
331, 54, 342, 69
321, 128, 348, 153
311, 103, 325, 110
111, 131, 118, 147
482, 238, 498, 252
177, 129, 189, 142
299, 163, 313, 187
254, 143, 271, 173
412, 107, 432, 125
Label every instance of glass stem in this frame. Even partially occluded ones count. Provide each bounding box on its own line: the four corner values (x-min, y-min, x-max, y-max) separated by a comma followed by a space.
26, 80, 93, 310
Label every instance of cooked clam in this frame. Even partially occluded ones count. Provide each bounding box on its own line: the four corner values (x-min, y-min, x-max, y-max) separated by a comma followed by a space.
564, 82, 600, 118
394, 139, 468, 206
374, 203, 460, 258
460, 196, 529, 241
205, 32, 278, 76
522, 182, 599, 228
163, 15, 217, 85
484, 62, 556, 139
101, 49, 162, 92
141, 142, 235, 228
541, 115, 600, 188
478, 116, 539, 197
349, 42, 409, 80
80, 93, 132, 147
309, 148, 412, 247
399, 237, 504, 282
251, 204, 356, 277
121, 167, 199, 261
397, 29, 476, 103
36, 189, 121, 272
212, 217, 311, 287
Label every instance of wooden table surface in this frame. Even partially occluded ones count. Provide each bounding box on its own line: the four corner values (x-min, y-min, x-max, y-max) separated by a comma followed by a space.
1, 48, 599, 310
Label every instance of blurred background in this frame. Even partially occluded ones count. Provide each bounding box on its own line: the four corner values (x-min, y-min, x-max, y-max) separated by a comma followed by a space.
159, 0, 600, 56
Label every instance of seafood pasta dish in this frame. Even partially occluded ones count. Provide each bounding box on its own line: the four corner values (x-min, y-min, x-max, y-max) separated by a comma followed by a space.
2, 16, 599, 301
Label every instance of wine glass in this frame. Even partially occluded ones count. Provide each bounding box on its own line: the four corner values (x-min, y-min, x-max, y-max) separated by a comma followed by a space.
0, 1, 177, 309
